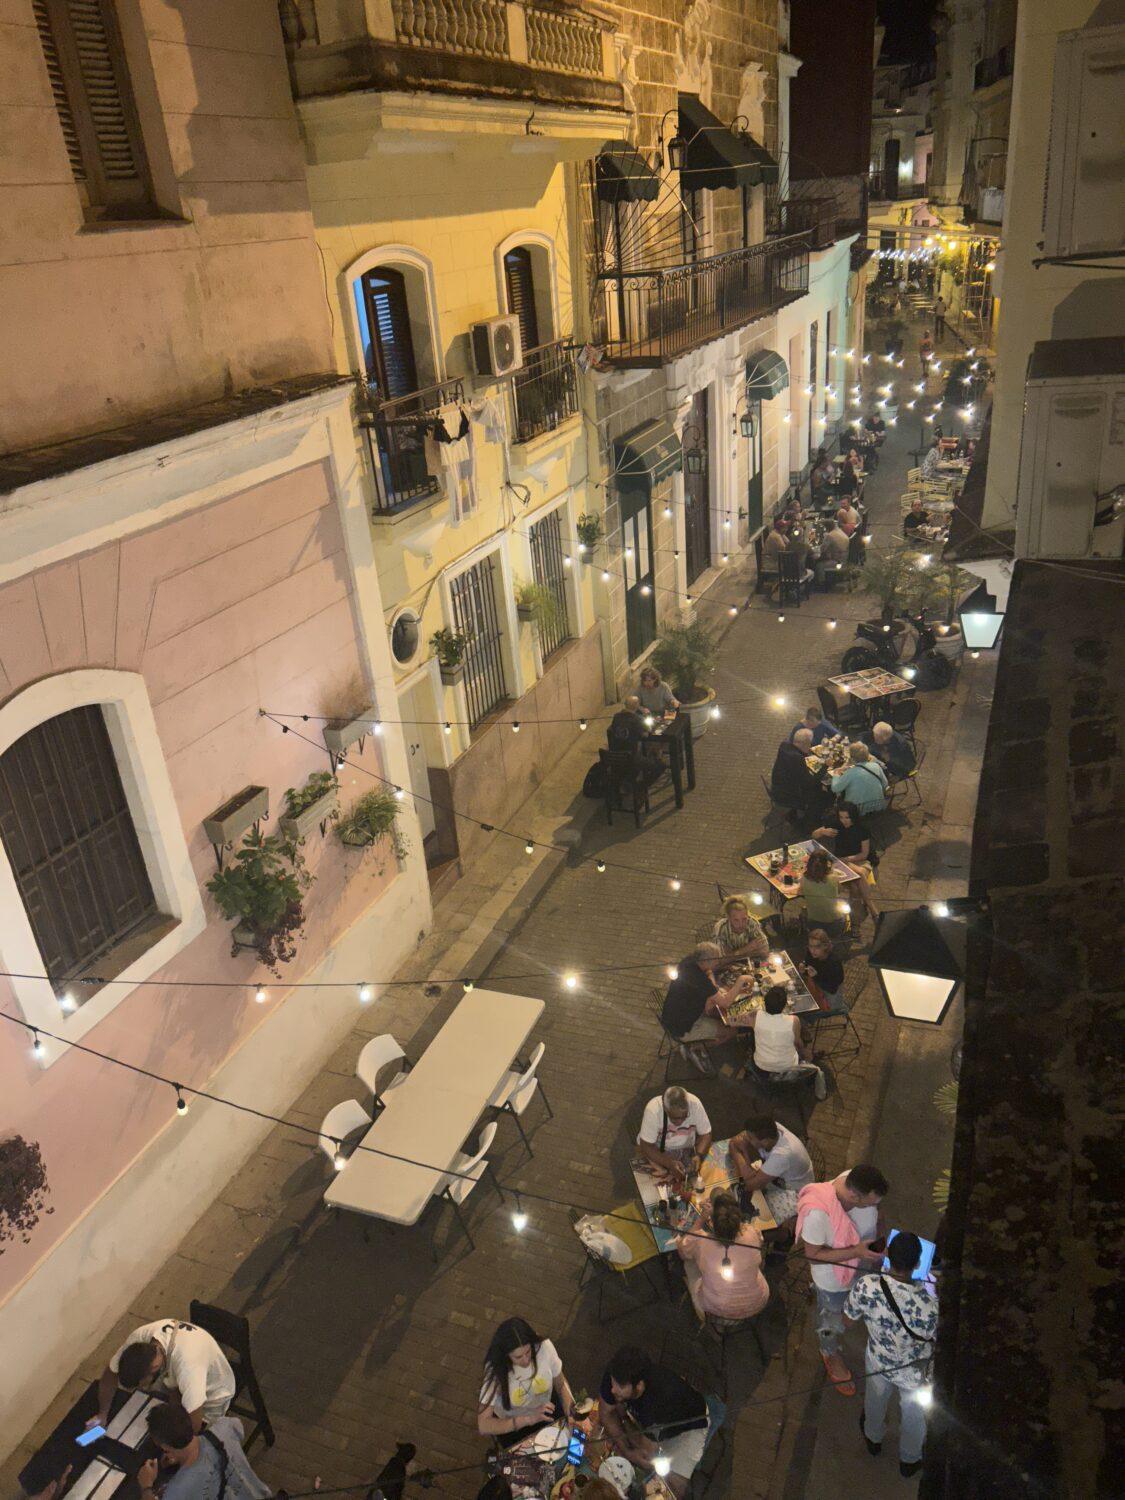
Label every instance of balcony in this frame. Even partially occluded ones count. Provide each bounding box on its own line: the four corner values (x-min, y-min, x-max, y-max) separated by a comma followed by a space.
960, 139, 1007, 225
358, 377, 463, 517
280, 0, 624, 118
596, 235, 810, 368
511, 340, 579, 444
973, 45, 1015, 91
767, 194, 837, 250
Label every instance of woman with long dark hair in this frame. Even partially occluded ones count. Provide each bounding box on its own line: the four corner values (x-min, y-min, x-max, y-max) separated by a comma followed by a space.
477, 1317, 575, 1448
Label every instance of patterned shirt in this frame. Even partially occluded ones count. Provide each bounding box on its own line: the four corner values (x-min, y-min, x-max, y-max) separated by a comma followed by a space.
713, 914, 766, 955
844, 1274, 938, 1390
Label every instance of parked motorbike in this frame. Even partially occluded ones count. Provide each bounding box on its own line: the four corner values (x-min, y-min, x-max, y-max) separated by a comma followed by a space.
841, 610, 954, 689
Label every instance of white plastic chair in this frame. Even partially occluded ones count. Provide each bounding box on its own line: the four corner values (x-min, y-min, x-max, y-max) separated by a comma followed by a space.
356, 1034, 412, 1113
487, 1041, 552, 1155
438, 1121, 498, 1251
317, 1099, 371, 1170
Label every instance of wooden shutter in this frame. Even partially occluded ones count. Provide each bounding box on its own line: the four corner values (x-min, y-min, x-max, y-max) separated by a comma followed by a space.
503, 247, 541, 355
361, 267, 420, 401
33, 0, 153, 211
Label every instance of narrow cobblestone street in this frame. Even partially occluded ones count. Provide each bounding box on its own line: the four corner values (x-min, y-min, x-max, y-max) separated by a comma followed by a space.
2, 346, 990, 1500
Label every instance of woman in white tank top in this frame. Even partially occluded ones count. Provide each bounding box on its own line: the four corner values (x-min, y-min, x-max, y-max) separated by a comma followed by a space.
753, 1007, 800, 1072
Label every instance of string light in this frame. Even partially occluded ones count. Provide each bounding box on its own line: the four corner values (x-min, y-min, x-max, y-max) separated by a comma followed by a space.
640, 584, 652, 597
563, 554, 572, 568
579, 718, 588, 731
462, 979, 475, 992
511, 721, 521, 733
175, 1085, 189, 1116
728, 605, 738, 617
393, 785, 405, 799
719, 1250, 734, 1281
358, 984, 372, 1004
372, 722, 383, 736
59, 992, 77, 1013
443, 721, 452, 735
750, 893, 764, 906
915, 1386, 935, 1409
332, 1140, 347, 1172
710, 705, 720, 719
667, 966, 679, 980
511, 1193, 529, 1232
577, 542, 587, 555
524, 840, 535, 855
30, 1029, 44, 1058
772, 695, 787, 708
828, 618, 838, 629
563, 972, 579, 991
669, 877, 682, 892
663, 504, 673, 518
625, 546, 634, 559
644, 714, 656, 729
602, 569, 610, 581
595, 859, 606, 873
721, 553, 729, 563
777, 612, 786, 623
255, 985, 267, 1004
652, 1454, 672, 1479
931, 902, 951, 919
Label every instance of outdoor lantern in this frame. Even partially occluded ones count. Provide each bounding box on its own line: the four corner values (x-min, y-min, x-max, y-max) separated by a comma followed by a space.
683, 421, 704, 474
869, 907, 964, 1025
666, 133, 687, 172
957, 581, 1004, 651
740, 407, 758, 440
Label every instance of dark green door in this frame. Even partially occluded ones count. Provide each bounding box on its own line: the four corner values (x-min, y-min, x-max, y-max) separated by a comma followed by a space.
745, 398, 763, 538
620, 481, 657, 661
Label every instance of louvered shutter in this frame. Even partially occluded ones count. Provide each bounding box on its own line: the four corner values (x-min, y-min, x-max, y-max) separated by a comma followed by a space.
503, 247, 541, 355
33, 0, 153, 210
361, 268, 420, 401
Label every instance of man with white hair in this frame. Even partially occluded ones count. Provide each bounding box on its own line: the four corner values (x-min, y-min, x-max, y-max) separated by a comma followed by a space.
658, 942, 752, 1075
864, 720, 916, 778
637, 1086, 713, 1176
771, 728, 833, 820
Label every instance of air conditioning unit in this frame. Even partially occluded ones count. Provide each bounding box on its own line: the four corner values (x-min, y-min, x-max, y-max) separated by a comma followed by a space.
1014, 338, 1125, 559
470, 315, 523, 378
1042, 23, 1125, 258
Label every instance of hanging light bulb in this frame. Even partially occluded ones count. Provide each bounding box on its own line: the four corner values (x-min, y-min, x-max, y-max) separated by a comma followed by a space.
664, 504, 673, 518
255, 985, 267, 1004
828, 618, 838, 629
719, 1250, 734, 1282
332, 1141, 347, 1172
644, 714, 656, 729
931, 902, 951, 919
769, 952, 783, 967
862, 353, 871, 365
882, 624, 891, 633
625, 546, 634, 559
59, 991, 77, 1013
777, 612, 785, 623
393, 785, 405, 799
750, 892, 764, 906
906, 400, 916, 410
728, 605, 738, 617
669, 876, 682, 892
563, 554, 572, 568
640, 584, 652, 597
358, 984, 372, 1004
846, 348, 855, 359
577, 541, 587, 554
578, 717, 588, 731
601, 568, 611, 582
915, 1385, 935, 1409
563, 972, 579, 991
667, 965, 679, 980
511, 1196, 529, 1233
783, 412, 792, 424
971, 649, 981, 659
772, 695, 787, 708
721, 552, 730, 564
175, 1086, 189, 1116
524, 839, 535, 855
595, 858, 606, 873
372, 721, 384, 736
902, 666, 917, 680
652, 1454, 672, 1479
443, 721, 452, 734
511, 721, 521, 733
463, 979, 475, 992
710, 705, 720, 719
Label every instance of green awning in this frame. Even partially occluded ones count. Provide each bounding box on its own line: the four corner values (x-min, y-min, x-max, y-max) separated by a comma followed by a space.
596, 143, 660, 204
745, 350, 789, 399
614, 418, 683, 487
678, 94, 777, 191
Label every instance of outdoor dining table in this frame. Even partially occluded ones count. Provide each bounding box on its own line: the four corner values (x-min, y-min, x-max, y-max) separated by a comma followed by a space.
719, 952, 821, 1025
632, 1137, 776, 1259
324, 987, 543, 1224
828, 668, 916, 725
743, 838, 860, 910
18, 1387, 161, 1500
642, 709, 696, 809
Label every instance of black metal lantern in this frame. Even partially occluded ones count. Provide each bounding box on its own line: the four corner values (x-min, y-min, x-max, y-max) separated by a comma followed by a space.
869, 907, 965, 1025
740, 407, 758, 440
957, 581, 1004, 653
682, 422, 704, 474
667, 133, 687, 172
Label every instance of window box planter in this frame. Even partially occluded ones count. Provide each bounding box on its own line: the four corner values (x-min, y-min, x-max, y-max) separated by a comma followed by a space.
516, 603, 535, 623
202, 786, 269, 862
439, 661, 464, 686
323, 709, 375, 760
279, 785, 338, 841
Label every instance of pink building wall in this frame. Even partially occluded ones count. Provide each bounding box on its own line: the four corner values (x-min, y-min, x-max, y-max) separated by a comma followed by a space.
0, 459, 401, 1299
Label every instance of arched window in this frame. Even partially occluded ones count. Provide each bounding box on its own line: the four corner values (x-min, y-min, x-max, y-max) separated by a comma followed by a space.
0, 704, 157, 986
355, 265, 420, 400
503, 246, 542, 355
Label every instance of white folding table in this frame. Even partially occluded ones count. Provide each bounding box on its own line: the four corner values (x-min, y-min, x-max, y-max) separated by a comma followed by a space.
323, 987, 544, 1224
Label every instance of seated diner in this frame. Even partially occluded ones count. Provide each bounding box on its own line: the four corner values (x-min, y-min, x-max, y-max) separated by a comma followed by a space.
598, 1346, 710, 1499
637, 666, 678, 717
800, 928, 846, 1008
746, 987, 827, 1100
477, 1316, 575, 1448
712, 895, 769, 961
676, 1189, 769, 1323
636, 1086, 713, 1177
829, 742, 889, 816
812, 802, 878, 924
798, 848, 847, 933
730, 1115, 815, 1229
789, 706, 839, 746
659, 944, 752, 1064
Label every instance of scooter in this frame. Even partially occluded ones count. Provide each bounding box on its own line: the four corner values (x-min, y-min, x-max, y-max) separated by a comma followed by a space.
841, 610, 954, 689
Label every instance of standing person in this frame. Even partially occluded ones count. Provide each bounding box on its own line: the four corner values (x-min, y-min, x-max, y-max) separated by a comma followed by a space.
636, 1086, 714, 1177
597, 1347, 709, 1499
919, 333, 933, 379
140, 1405, 271, 1500
933, 294, 946, 339
746, 986, 828, 1101
477, 1317, 575, 1447
846, 1232, 938, 1476
729, 1115, 814, 1230
797, 1166, 889, 1393
97, 1319, 235, 1435
676, 1190, 770, 1324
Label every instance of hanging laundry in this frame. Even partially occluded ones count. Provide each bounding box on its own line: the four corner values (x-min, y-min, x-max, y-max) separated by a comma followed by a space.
427, 403, 477, 522
469, 394, 507, 445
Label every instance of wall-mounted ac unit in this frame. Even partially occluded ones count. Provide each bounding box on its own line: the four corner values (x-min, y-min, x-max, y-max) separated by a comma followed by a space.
1041, 23, 1125, 259
470, 315, 524, 378
1015, 338, 1125, 559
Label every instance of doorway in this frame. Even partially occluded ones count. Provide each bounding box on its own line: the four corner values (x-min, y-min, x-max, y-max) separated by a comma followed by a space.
683, 388, 711, 585
883, 137, 900, 201
620, 481, 656, 661
744, 399, 764, 537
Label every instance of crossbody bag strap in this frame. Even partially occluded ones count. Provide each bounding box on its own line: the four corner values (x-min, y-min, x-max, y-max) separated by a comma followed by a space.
658, 1108, 668, 1153
199, 1428, 230, 1500
878, 1277, 934, 1343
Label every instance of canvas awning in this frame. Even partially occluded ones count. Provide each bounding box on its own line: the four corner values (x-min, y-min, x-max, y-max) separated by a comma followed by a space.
745, 350, 789, 399
678, 94, 778, 191
614, 418, 683, 487
596, 143, 661, 203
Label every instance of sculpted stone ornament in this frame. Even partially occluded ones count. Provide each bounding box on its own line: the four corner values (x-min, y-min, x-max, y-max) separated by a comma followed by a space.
613, 32, 639, 138
737, 61, 767, 140
676, 0, 714, 108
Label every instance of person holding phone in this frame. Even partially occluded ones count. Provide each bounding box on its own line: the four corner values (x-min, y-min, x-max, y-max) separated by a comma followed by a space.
844, 1231, 938, 1477
138, 1403, 271, 1500
477, 1317, 575, 1450
95, 1319, 235, 1435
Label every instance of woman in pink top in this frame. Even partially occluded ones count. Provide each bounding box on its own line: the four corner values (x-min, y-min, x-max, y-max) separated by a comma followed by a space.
676, 1192, 770, 1322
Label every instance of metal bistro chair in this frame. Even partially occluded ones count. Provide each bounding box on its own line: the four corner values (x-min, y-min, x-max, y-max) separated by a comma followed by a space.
699, 1311, 768, 1398
807, 963, 864, 1075
888, 696, 921, 748
599, 748, 651, 828
188, 1302, 275, 1448
886, 743, 926, 810
759, 773, 803, 830
772, 550, 814, 608
488, 1041, 553, 1155
649, 986, 697, 1085
688, 1393, 729, 1498
568, 1203, 663, 1324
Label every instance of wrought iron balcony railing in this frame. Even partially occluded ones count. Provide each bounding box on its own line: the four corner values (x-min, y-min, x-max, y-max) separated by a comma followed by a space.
973, 45, 1015, 91
767, 196, 837, 249
511, 340, 579, 444
358, 377, 463, 516
596, 235, 810, 368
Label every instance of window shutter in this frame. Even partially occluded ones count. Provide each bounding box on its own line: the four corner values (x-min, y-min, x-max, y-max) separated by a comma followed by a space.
362, 267, 420, 401
34, 0, 152, 210
503, 247, 541, 354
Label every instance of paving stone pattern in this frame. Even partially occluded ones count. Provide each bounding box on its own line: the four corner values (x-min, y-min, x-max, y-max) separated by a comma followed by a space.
3, 361, 986, 1500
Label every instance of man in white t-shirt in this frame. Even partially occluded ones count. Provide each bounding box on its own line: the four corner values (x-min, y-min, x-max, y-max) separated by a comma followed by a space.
729, 1115, 815, 1229
636, 1087, 712, 1177
96, 1318, 236, 1432
797, 1166, 889, 1394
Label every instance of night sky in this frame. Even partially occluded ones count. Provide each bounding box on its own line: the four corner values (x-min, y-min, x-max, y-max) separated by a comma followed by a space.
877, 0, 939, 63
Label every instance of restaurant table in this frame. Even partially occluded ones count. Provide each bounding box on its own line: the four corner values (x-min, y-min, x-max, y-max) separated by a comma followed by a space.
828, 668, 916, 725
642, 709, 695, 809
720, 952, 820, 1025
805, 738, 852, 777
632, 1138, 776, 1258
324, 988, 543, 1224
19, 1386, 161, 1500
743, 838, 860, 909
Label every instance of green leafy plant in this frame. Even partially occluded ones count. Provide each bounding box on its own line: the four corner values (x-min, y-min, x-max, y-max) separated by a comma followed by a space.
514, 579, 563, 634
650, 623, 718, 703
336, 790, 408, 861
908, 555, 976, 625
932, 1168, 952, 1210
859, 543, 923, 621
0, 1135, 51, 1252
206, 827, 312, 974
430, 626, 468, 668
933, 1081, 959, 1116
576, 513, 603, 550
283, 770, 338, 819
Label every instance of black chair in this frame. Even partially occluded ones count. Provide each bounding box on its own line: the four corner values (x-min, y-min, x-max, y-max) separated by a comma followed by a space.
743, 1064, 815, 1130
188, 1301, 275, 1448
599, 748, 650, 828
773, 550, 813, 607
888, 697, 921, 747
699, 1312, 768, 1397
759, 773, 802, 829
818, 684, 866, 737
648, 987, 695, 1085
846, 532, 867, 568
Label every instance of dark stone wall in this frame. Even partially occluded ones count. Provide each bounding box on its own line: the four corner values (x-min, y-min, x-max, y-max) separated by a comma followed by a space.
789, 0, 877, 179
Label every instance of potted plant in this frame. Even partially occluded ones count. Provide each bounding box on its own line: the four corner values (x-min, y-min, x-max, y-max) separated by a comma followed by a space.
910, 557, 975, 657
859, 544, 920, 627
649, 623, 719, 738
206, 827, 312, 974
336, 789, 409, 864
279, 771, 339, 841
575, 513, 602, 558
514, 579, 563, 634
323, 701, 375, 761
430, 626, 468, 686
0, 1135, 50, 1252
202, 785, 269, 853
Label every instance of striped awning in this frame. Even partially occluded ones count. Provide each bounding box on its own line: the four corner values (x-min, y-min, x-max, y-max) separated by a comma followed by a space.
745, 350, 789, 399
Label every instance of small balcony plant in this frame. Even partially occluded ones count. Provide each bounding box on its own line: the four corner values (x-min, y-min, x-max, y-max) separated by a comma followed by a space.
514, 579, 563, 634
430, 626, 468, 685
575, 513, 603, 557
206, 827, 312, 974
336, 789, 409, 866
279, 770, 339, 841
